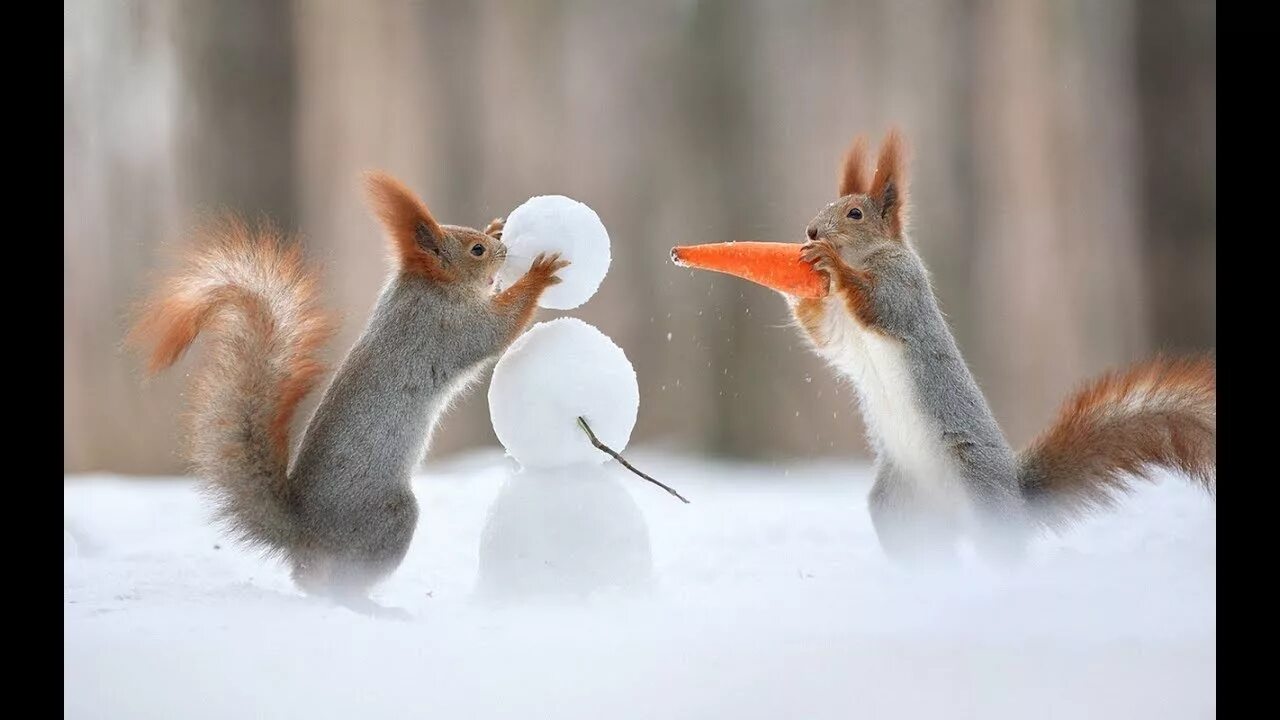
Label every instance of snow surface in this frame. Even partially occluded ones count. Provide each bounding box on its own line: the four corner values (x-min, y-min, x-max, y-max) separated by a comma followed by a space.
488, 318, 640, 468
497, 195, 611, 310
65, 453, 1215, 719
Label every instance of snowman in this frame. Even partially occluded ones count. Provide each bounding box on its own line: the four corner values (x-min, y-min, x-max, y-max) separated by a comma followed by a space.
475, 196, 686, 600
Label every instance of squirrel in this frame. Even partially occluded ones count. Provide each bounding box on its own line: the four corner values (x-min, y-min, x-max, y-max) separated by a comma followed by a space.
129, 171, 569, 615
788, 129, 1215, 565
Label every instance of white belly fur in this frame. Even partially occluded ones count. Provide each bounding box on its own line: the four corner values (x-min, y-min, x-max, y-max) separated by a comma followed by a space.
814, 301, 968, 510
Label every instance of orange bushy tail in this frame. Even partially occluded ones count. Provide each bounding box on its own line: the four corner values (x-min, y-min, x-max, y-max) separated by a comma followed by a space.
1017, 355, 1216, 529
128, 216, 335, 554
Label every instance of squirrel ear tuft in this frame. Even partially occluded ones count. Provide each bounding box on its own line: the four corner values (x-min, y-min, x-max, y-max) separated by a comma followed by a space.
838, 135, 871, 197
869, 128, 908, 238
363, 171, 449, 273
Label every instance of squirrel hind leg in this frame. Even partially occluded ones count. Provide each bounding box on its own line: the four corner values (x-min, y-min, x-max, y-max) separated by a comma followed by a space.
957, 470, 1035, 568
289, 553, 333, 596
332, 595, 412, 621
291, 555, 411, 620
868, 467, 962, 567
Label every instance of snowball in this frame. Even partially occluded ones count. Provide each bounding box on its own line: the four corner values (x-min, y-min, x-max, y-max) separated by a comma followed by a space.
475, 463, 653, 600
488, 318, 638, 468
497, 195, 611, 310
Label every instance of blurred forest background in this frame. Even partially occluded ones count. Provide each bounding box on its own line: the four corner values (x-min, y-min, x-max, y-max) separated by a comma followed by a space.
64, 0, 1215, 475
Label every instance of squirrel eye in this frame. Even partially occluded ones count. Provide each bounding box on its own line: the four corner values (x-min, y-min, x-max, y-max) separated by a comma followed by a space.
470, 244, 485, 257
847, 207, 863, 220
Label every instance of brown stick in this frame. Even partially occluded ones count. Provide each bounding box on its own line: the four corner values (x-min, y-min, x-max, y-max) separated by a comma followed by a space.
577, 417, 690, 504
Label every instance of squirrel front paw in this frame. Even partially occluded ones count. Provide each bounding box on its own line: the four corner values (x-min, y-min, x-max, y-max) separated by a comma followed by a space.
800, 238, 850, 288
526, 252, 571, 288
484, 217, 505, 239
800, 238, 879, 327
493, 252, 573, 339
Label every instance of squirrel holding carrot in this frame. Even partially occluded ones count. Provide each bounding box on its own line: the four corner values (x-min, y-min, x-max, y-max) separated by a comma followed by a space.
787, 129, 1215, 564
130, 172, 568, 615
674, 129, 1215, 564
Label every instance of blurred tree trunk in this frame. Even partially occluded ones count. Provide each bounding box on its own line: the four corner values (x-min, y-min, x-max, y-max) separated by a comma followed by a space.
65, 0, 185, 474
1136, 0, 1216, 350
64, 0, 298, 475
970, 0, 1146, 447
671, 0, 777, 459
174, 0, 297, 225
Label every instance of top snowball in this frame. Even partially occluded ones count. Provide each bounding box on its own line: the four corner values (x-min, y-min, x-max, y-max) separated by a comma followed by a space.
497, 195, 611, 310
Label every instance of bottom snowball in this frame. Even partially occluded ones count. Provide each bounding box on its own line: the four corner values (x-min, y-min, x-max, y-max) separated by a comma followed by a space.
475, 463, 653, 599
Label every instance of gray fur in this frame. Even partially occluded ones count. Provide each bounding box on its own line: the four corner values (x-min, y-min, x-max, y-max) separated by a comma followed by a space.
287, 274, 511, 596
856, 246, 1033, 561
867, 460, 960, 565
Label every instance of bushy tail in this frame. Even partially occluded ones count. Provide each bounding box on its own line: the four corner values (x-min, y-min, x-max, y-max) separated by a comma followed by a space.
1017, 355, 1215, 530
129, 217, 335, 554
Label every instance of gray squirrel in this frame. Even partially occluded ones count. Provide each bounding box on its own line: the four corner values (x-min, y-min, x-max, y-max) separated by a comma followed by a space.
130, 171, 568, 614
789, 129, 1215, 564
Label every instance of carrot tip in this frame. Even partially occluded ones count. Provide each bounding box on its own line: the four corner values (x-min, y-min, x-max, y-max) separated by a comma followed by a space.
668, 241, 829, 299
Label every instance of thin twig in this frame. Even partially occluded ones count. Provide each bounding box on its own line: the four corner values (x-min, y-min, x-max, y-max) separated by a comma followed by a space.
577, 416, 690, 504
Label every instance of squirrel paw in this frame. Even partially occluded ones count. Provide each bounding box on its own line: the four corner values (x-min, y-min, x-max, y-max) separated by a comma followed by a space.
527, 252, 571, 287
334, 595, 413, 621
800, 238, 849, 282
484, 217, 505, 239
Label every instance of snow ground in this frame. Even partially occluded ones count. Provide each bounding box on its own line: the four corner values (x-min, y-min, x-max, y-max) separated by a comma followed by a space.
65, 452, 1215, 719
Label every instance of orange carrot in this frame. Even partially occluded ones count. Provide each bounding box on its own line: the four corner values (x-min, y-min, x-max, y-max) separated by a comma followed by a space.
670, 242, 829, 299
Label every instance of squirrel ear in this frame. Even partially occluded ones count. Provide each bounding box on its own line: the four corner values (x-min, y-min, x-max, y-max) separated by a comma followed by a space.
869, 128, 908, 238
363, 171, 451, 276
838, 135, 871, 197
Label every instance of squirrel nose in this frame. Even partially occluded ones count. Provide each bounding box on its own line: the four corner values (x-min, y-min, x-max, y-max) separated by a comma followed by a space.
806, 225, 818, 241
